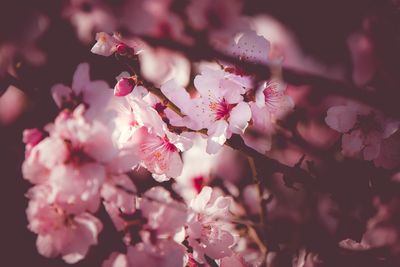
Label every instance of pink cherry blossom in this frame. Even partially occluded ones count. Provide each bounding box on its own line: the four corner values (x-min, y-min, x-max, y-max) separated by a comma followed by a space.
63, 0, 117, 44
325, 103, 399, 162
27, 185, 102, 264
121, 0, 187, 42
161, 68, 251, 154
51, 63, 112, 120
187, 186, 236, 263
91, 32, 120, 56
101, 174, 137, 231
91, 32, 141, 57
255, 80, 294, 119
23, 128, 44, 156
227, 31, 271, 65
139, 47, 191, 87
22, 135, 69, 184
131, 127, 185, 181
139, 187, 187, 237
242, 102, 274, 154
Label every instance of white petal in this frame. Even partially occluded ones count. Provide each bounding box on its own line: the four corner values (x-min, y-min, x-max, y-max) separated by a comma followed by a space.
206, 120, 229, 154
72, 63, 90, 94
228, 102, 251, 134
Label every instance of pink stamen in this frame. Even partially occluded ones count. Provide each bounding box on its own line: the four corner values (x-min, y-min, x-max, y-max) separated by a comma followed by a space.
162, 136, 177, 152
210, 99, 234, 120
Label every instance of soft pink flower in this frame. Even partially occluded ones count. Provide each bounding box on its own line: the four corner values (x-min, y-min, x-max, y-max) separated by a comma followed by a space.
187, 186, 235, 263
91, 32, 120, 56
161, 69, 251, 154
131, 127, 185, 181
27, 185, 102, 264
101, 174, 137, 231
51, 63, 112, 120
139, 187, 187, 237
121, 0, 187, 42
227, 31, 271, 65
22, 136, 69, 184
63, 0, 117, 44
139, 47, 191, 87
255, 80, 294, 119
325, 103, 399, 162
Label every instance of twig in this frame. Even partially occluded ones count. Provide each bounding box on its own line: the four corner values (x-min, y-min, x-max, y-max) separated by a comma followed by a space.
248, 156, 268, 266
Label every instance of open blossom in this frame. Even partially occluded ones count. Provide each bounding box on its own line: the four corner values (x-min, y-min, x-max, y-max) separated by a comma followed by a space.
255, 80, 294, 119
101, 174, 137, 231
325, 102, 399, 163
63, 0, 118, 44
139, 187, 187, 237
27, 185, 102, 264
187, 186, 236, 263
161, 69, 251, 154
51, 63, 112, 120
91, 32, 120, 56
119, 96, 193, 181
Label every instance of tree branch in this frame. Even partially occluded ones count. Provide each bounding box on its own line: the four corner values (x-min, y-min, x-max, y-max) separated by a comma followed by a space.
136, 35, 400, 118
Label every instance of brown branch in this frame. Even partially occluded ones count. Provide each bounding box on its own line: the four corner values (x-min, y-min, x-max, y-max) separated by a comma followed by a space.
135, 35, 400, 118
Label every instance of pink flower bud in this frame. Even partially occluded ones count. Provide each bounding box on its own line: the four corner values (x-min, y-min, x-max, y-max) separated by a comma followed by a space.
23, 128, 44, 147
116, 43, 134, 56
114, 77, 136, 96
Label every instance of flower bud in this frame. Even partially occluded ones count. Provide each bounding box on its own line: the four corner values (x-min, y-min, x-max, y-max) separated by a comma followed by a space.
116, 43, 134, 57
114, 77, 136, 96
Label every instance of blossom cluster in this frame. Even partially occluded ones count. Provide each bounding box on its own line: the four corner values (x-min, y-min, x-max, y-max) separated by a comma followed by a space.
15, 0, 400, 266
21, 27, 295, 266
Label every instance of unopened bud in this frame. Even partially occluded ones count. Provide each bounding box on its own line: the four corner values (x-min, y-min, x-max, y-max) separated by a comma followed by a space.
114, 77, 137, 96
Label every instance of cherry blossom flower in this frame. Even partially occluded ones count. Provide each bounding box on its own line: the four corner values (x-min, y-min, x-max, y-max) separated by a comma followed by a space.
26, 185, 102, 264
111, 95, 193, 181
63, 0, 118, 44
139, 187, 187, 237
227, 31, 271, 65
121, 0, 187, 42
131, 126, 187, 181
186, 186, 236, 263
161, 69, 251, 154
325, 103, 399, 163
101, 174, 137, 231
51, 63, 112, 120
91, 32, 120, 57
255, 80, 294, 120
139, 47, 191, 87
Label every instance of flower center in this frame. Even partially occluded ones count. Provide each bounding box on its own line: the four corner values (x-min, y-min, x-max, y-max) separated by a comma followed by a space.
356, 113, 381, 134
162, 136, 177, 152
192, 176, 205, 193
210, 99, 234, 120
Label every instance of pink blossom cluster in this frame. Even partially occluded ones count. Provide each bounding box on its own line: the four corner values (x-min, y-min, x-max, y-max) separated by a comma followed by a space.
21, 27, 294, 265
